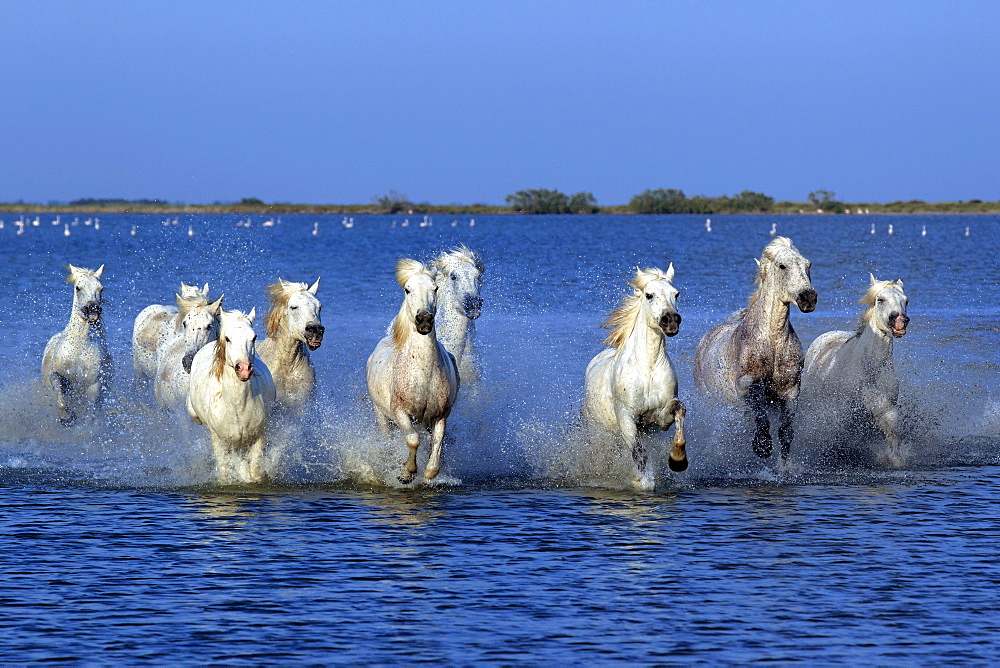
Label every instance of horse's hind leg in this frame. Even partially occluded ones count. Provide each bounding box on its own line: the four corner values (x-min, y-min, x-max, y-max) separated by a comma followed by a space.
667, 400, 688, 472
866, 390, 904, 467
745, 383, 773, 458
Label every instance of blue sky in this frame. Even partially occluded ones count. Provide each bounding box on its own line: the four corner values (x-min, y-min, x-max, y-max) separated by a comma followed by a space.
2, 1, 998, 206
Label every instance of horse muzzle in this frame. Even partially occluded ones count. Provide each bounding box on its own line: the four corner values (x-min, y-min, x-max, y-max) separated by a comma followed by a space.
304, 323, 325, 350
890, 312, 909, 338
182, 351, 195, 374
415, 312, 434, 335
659, 312, 682, 337
796, 289, 818, 313
81, 302, 102, 323
234, 360, 253, 382
462, 295, 483, 320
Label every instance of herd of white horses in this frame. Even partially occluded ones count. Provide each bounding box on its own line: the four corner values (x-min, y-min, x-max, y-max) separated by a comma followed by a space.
40, 237, 910, 489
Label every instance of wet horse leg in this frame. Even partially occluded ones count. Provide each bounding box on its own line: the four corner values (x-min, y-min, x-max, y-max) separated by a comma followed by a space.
667, 400, 688, 472
745, 382, 773, 458
776, 397, 794, 461
394, 409, 420, 483
423, 418, 446, 480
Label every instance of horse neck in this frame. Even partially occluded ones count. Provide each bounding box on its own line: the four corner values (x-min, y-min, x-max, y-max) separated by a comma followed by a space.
436, 297, 472, 351
267, 324, 309, 370
856, 318, 894, 366
744, 284, 792, 339
67, 310, 103, 340
619, 310, 665, 368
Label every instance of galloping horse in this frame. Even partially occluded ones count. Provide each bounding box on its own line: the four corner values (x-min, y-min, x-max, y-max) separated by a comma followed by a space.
153, 294, 224, 410
803, 274, 910, 466
256, 278, 324, 413
366, 259, 459, 484
41, 265, 112, 424
187, 308, 276, 483
583, 265, 687, 489
694, 237, 817, 463
433, 245, 484, 382
132, 282, 210, 387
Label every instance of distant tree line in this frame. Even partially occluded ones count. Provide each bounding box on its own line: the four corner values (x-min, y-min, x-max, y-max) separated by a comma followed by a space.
505, 189, 599, 214
502, 188, 776, 214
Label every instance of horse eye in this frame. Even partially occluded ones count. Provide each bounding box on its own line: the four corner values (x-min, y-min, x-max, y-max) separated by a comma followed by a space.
778, 263, 787, 270
404, 288, 410, 294
451, 273, 457, 281
645, 293, 653, 300
290, 305, 298, 310
877, 298, 885, 304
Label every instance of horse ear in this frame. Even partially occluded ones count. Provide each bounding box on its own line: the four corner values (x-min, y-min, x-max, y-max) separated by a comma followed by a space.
895, 279, 904, 290
202, 283, 210, 296
869, 272, 877, 286
308, 277, 320, 295
754, 258, 761, 268
210, 296, 224, 314
95, 265, 104, 279
248, 307, 256, 324
665, 262, 675, 282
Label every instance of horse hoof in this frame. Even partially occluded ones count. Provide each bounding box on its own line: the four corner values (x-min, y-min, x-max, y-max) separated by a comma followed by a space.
752, 440, 773, 458
668, 456, 688, 473
423, 466, 440, 481
397, 473, 415, 484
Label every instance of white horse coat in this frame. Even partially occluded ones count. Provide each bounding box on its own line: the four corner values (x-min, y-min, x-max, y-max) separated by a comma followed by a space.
433, 246, 484, 382
132, 282, 209, 386
256, 278, 324, 413
803, 274, 910, 466
583, 265, 687, 489
154, 295, 224, 410
187, 308, 276, 483
41, 264, 112, 424
694, 237, 817, 463
366, 259, 459, 483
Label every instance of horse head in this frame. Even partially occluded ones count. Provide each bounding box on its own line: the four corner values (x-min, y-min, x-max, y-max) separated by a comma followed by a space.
865, 274, 909, 339
435, 245, 484, 320
216, 308, 258, 382
636, 264, 681, 337
180, 295, 223, 373
396, 259, 437, 337
266, 277, 324, 350
757, 237, 816, 312
67, 264, 105, 324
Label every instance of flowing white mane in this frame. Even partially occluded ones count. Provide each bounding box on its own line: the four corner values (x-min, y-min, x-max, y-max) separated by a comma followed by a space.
602, 267, 673, 349
434, 244, 485, 277
749, 236, 796, 307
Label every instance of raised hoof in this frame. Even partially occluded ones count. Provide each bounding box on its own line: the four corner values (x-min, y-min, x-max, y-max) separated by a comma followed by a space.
423, 467, 440, 481
668, 456, 688, 473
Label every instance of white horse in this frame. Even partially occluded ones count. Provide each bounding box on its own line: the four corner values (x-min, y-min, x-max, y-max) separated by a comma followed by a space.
41, 265, 113, 424
132, 282, 209, 386
187, 308, 276, 483
256, 278, 324, 413
583, 265, 687, 489
366, 259, 460, 484
802, 274, 910, 466
694, 237, 817, 463
433, 245, 484, 381
153, 294, 224, 410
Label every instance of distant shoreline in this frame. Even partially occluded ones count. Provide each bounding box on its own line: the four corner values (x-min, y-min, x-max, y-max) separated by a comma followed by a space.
2, 201, 999, 216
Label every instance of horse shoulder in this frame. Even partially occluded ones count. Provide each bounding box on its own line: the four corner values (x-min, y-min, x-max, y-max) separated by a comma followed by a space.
804, 330, 854, 378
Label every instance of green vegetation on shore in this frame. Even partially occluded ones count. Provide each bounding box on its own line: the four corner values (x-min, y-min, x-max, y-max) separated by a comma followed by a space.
2, 190, 999, 215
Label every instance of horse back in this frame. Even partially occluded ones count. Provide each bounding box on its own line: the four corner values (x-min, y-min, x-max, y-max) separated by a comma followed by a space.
803, 330, 854, 379
693, 314, 741, 398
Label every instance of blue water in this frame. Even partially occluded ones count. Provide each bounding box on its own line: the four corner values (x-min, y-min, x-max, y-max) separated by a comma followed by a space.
1, 213, 999, 662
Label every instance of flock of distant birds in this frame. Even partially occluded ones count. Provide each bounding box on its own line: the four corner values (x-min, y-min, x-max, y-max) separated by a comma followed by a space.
0, 213, 971, 240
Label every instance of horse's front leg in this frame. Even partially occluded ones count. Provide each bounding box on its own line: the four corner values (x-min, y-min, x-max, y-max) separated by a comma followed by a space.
776, 397, 795, 462
666, 399, 688, 472
49, 373, 75, 425
394, 409, 420, 484
247, 437, 266, 483
424, 417, 446, 481
745, 382, 773, 458
864, 387, 904, 467
616, 408, 650, 489
374, 407, 392, 439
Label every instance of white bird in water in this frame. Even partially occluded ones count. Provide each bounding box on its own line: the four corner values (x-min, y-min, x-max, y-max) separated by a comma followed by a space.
32, 216, 40, 227
131, 225, 137, 237
312, 221, 319, 236
402, 218, 410, 227
94, 218, 100, 231
921, 225, 926, 237
870, 222, 876, 235
888, 223, 895, 235
769, 221, 777, 236
63, 224, 70, 237
705, 218, 712, 232
469, 218, 475, 227
188, 225, 194, 237
52, 215, 61, 226
965, 226, 971, 237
